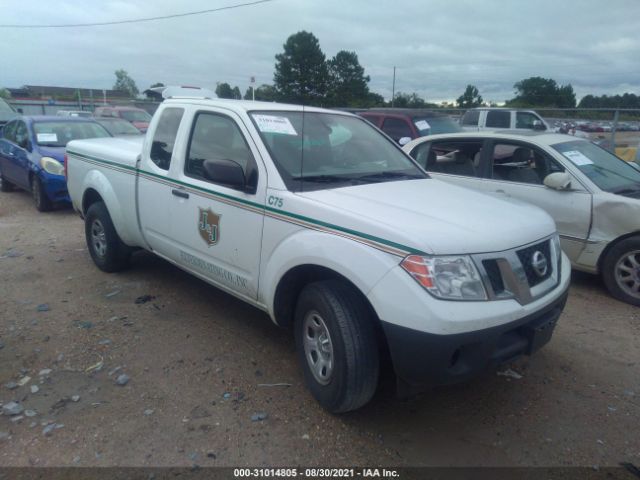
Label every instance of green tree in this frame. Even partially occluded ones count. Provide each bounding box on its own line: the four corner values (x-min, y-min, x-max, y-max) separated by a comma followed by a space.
507, 76, 575, 108
274, 31, 329, 106
113, 69, 139, 98
216, 82, 237, 99
364, 92, 386, 107
456, 84, 483, 108
0, 88, 11, 99
244, 84, 277, 102
327, 50, 370, 107
232, 86, 242, 100
392, 92, 436, 108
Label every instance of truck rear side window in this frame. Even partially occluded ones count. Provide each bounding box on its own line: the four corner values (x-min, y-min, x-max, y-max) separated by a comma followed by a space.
150, 108, 184, 170
486, 111, 510, 128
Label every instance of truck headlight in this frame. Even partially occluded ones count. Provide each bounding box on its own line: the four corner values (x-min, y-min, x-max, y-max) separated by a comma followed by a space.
40, 157, 64, 176
401, 255, 487, 300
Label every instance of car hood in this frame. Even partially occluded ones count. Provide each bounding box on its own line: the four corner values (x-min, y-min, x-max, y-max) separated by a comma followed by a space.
37, 146, 66, 163
295, 179, 556, 255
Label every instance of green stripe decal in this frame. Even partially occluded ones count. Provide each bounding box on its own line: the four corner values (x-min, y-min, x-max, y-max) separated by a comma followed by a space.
67, 150, 424, 256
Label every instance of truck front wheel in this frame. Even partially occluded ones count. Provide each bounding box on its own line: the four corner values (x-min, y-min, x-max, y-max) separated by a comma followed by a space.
294, 280, 379, 413
85, 201, 131, 272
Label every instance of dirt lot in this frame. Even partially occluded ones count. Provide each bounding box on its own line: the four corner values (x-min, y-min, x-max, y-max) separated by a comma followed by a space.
0, 189, 639, 469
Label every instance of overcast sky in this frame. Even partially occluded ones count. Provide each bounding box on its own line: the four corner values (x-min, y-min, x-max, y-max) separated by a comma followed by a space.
1, 0, 638, 103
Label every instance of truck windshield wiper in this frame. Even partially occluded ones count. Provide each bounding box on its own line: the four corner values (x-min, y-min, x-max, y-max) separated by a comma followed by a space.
291, 174, 356, 183
354, 171, 424, 182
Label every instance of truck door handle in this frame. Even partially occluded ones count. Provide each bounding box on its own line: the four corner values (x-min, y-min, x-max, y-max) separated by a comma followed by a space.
172, 188, 189, 199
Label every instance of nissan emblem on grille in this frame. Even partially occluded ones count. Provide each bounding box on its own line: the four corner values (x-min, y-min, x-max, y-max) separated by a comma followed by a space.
531, 251, 548, 277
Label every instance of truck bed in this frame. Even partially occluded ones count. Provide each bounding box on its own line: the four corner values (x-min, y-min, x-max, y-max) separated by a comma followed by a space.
66, 136, 146, 248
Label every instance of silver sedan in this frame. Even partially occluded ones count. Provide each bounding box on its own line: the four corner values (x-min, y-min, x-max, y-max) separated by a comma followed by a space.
403, 131, 640, 306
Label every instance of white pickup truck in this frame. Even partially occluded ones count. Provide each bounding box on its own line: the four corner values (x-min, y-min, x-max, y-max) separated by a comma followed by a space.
66, 87, 571, 412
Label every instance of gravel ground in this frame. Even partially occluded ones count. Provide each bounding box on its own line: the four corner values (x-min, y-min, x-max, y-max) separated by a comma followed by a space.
0, 189, 639, 468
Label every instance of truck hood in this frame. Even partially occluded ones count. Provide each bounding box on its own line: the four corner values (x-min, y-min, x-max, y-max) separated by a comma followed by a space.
296, 179, 556, 255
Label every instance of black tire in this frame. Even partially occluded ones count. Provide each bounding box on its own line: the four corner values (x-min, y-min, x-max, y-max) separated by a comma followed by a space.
31, 175, 52, 212
602, 236, 640, 306
0, 169, 14, 192
294, 280, 379, 413
85, 201, 131, 273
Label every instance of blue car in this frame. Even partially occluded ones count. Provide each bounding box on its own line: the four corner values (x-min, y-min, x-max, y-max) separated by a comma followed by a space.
0, 115, 111, 211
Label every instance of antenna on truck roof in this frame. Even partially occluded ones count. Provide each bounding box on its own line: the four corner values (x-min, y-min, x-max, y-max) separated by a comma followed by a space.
150, 85, 217, 100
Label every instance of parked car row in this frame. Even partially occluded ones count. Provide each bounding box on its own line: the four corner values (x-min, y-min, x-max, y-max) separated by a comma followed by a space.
0, 115, 113, 210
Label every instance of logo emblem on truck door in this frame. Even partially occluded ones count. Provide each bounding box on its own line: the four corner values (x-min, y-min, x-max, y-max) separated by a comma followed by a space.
531, 251, 548, 277
198, 208, 221, 246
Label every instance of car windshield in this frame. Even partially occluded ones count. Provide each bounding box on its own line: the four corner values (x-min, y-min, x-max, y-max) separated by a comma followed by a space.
552, 140, 640, 194
33, 121, 111, 147
97, 118, 141, 135
249, 111, 426, 191
412, 116, 462, 134
120, 110, 151, 122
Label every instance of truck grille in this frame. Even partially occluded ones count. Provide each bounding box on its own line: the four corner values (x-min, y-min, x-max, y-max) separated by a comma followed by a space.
482, 259, 505, 294
516, 240, 552, 287
472, 235, 559, 305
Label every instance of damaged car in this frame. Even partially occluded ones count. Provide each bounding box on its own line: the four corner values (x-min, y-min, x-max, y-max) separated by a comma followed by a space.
403, 131, 640, 306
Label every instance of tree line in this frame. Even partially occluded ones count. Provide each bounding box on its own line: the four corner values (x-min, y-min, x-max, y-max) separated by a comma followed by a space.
3, 30, 636, 113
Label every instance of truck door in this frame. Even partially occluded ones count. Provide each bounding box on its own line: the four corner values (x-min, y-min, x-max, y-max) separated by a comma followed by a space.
137, 106, 187, 259
168, 108, 265, 301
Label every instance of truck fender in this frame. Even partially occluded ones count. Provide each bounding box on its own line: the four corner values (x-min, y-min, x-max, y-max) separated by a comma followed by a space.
260, 228, 400, 323
80, 169, 137, 247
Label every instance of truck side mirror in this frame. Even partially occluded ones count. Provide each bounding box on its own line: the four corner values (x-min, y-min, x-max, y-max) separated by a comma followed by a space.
544, 172, 571, 190
203, 158, 250, 192
398, 136, 412, 146
533, 120, 546, 131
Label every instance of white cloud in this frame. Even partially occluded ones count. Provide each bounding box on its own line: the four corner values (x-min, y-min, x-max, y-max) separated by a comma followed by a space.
0, 0, 639, 103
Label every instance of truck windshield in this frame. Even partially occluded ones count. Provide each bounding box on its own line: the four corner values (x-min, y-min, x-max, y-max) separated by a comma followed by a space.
33, 121, 111, 147
552, 140, 640, 194
250, 111, 426, 191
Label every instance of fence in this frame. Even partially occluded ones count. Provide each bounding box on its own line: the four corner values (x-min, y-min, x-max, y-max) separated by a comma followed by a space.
7, 98, 161, 116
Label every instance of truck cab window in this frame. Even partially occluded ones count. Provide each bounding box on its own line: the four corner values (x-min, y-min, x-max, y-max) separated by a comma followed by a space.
185, 112, 254, 183
149, 107, 184, 170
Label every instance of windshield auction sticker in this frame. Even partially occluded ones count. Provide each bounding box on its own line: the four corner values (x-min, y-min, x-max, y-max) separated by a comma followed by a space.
253, 115, 298, 136
415, 120, 431, 131
562, 150, 594, 166
36, 133, 58, 143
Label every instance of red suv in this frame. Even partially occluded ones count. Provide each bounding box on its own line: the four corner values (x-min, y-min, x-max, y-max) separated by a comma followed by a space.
94, 106, 152, 133
359, 109, 462, 145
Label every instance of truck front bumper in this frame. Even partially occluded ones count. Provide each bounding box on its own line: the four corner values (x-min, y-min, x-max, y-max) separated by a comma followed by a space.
380, 286, 568, 389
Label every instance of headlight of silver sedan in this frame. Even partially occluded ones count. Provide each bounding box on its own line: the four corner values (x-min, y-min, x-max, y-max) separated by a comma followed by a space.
401, 254, 487, 300
40, 157, 64, 176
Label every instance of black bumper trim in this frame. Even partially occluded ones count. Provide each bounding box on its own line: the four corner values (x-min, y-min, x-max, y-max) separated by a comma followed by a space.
381, 288, 569, 389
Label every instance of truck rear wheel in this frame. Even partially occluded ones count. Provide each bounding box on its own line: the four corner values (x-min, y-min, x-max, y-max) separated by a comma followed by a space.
602, 236, 640, 306
85, 201, 131, 272
294, 280, 379, 413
